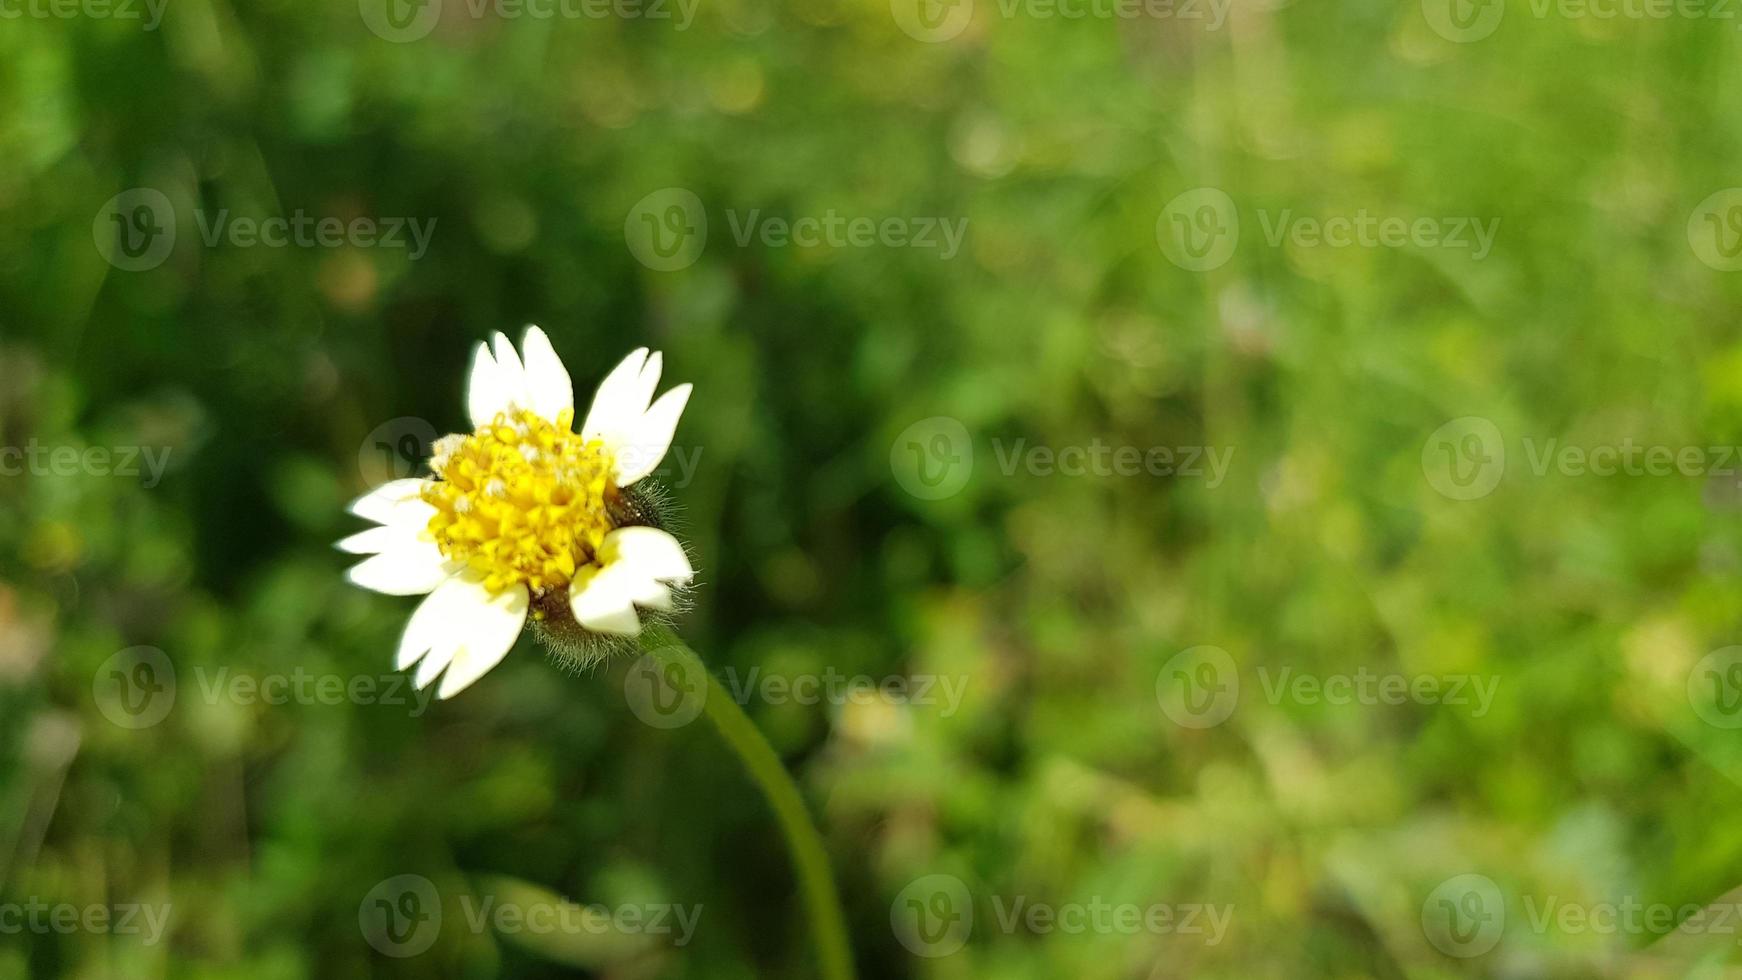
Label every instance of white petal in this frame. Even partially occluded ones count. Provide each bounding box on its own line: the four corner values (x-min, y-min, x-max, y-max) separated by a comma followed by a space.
581, 348, 653, 446
633, 581, 674, 611
436, 583, 530, 699
611, 383, 691, 486
348, 479, 431, 525
345, 542, 452, 596
491, 332, 530, 411
467, 342, 510, 428
632, 351, 663, 416
519, 325, 573, 424
606, 526, 694, 583
570, 566, 642, 635
336, 524, 425, 555
412, 578, 527, 691
415, 629, 459, 690
569, 527, 691, 634
396, 574, 472, 669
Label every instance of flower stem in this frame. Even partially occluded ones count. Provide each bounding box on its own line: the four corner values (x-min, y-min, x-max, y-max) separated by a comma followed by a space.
642, 636, 857, 980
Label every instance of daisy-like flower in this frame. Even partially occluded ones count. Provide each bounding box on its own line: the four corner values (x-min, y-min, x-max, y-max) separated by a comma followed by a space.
340, 327, 696, 699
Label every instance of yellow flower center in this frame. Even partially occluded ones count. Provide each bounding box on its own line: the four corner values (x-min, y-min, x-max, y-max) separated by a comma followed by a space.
421, 408, 615, 596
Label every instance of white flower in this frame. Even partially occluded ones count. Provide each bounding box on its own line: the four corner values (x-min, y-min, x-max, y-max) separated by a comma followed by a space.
340, 327, 696, 700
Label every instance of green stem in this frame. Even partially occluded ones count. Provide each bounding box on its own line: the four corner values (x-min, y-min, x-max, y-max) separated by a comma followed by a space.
643, 637, 856, 980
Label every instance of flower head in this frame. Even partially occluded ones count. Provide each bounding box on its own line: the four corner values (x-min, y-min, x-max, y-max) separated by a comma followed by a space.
341, 327, 695, 699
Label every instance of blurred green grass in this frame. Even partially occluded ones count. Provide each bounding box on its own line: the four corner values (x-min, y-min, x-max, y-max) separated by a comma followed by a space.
5, 0, 1742, 977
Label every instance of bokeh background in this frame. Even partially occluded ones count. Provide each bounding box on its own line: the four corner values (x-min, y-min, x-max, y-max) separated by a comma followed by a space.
7, 0, 1742, 976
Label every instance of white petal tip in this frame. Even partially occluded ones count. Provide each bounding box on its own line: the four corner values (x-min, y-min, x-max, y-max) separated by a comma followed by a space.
582, 615, 642, 637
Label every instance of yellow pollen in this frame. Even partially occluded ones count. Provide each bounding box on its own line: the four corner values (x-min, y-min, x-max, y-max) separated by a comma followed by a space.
421, 408, 614, 596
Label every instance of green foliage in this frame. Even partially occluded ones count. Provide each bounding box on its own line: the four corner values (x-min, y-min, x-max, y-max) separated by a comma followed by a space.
4, 2, 1742, 977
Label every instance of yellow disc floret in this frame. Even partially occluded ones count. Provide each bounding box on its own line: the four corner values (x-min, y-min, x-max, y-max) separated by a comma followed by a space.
421, 408, 615, 596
